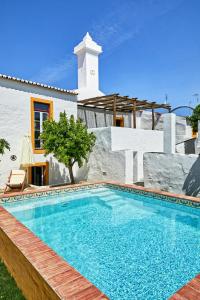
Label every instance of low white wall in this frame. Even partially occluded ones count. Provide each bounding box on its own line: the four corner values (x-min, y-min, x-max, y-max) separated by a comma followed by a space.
78, 127, 164, 184
78, 107, 192, 144
0, 78, 77, 187
82, 149, 134, 184
76, 127, 134, 184
144, 152, 200, 196
110, 127, 163, 152
110, 127, 163, 181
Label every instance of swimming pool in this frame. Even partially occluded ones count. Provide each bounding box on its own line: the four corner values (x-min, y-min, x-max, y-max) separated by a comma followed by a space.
3, 185, 200, 300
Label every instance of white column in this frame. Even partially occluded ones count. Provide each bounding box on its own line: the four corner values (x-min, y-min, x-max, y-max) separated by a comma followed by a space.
163, 113, 176, 154
196, 120, 200, 154
133, 151, 144, 182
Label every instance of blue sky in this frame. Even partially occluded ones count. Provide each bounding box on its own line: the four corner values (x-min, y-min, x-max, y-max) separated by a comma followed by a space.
0, 0, 200, 108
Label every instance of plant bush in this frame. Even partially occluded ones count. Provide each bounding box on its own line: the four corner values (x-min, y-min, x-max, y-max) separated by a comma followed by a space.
40, 112, 96, 184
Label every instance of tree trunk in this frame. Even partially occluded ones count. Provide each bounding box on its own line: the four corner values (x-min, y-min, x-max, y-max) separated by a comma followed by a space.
68, 165, 75, 184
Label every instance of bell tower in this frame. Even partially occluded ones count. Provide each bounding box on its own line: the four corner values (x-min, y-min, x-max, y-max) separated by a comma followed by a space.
74, 32, 104, 99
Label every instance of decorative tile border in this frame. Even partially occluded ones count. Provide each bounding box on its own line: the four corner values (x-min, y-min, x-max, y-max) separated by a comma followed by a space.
104, 183, 200, 208
0, 181, 200, 300
0, 183, 103, 203
1, 181, 200, 209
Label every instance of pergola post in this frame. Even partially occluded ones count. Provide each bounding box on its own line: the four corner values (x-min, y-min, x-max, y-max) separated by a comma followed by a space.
152, 106, 155, 130
113, 96, 117, 126
132, 101, 136, 128
94, 112, 98, 127
104, 110, 107, 126
83, 108, 88, 127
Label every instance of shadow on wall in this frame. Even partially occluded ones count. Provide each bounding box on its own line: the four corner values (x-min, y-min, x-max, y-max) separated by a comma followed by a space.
183, 156, 200, 196
76, 162, 89, 182
49, 157, 69, 185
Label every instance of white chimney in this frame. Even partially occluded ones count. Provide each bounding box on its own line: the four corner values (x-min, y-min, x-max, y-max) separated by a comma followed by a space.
74, 32, 104, 99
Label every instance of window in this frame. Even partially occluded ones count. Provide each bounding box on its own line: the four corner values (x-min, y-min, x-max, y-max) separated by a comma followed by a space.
34, 102, 49, 149
31, 98, 53, 154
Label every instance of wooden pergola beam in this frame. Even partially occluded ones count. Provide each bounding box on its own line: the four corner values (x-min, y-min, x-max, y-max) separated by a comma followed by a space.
117, 102, 149, 110
91, 98, 131, 107
84, 99, 116, 106
119, 106, 171, 112
95, 101, 148, 111
80, 98, 170, 111
78, 95, 171, 130
78, 94, 119, 105
78, 103, 171, 112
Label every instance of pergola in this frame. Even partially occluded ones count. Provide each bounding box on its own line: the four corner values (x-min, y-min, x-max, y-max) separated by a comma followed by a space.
78, 94, 171, 129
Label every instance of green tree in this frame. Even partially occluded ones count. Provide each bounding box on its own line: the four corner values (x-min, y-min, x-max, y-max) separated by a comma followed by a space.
40, 112, 96, 184
188, 104, 200, 132
0, 138, 10, 161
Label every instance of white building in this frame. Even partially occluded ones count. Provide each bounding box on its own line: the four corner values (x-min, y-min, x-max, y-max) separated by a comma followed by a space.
0, 33, 193, 188
0, 76, 77, 187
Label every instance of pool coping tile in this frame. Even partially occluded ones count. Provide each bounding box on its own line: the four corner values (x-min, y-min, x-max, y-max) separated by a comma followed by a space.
169, 275, 200, 300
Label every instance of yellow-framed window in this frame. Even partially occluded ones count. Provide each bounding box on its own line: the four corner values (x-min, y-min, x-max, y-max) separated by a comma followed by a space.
30, 97, 53, 154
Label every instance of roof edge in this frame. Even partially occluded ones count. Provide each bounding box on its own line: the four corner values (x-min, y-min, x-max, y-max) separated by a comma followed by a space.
0, 74, 78, 96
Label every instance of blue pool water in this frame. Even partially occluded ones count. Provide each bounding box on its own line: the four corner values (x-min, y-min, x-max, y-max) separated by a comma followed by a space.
3, 187, 200, 300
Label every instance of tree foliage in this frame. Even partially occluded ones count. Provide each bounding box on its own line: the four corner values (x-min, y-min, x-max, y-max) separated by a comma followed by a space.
0, 138, 10, 156
40, 112, 96, 184
187, 104, 200, 132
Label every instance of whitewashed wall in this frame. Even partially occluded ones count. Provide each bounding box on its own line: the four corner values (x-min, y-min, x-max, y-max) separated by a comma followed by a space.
77, 127, 164, 183
144, 152, 200, 196
76, 128, 134, 183
111, 127, 163, 181
110, 127, 163, 152
0, 78, 77, 188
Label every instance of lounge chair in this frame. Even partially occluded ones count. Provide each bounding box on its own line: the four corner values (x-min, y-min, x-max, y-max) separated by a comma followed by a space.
4, 170, 26, 193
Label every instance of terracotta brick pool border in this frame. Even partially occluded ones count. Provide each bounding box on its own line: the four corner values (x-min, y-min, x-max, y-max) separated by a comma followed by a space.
0, 206, 108, 300
0, 181, 200, 299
